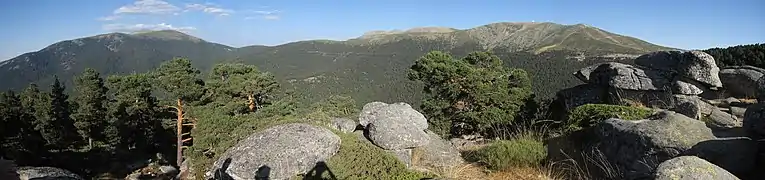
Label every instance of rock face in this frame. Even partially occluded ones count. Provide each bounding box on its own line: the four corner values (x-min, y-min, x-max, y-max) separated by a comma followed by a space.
672, 79, 705, 95
720, 66, 765, 98
687, 137, 758, 176
554, 84, 604, 112
744, 103, 765, 139
705, 109, 742, 130
330, 117, 357, 133
653, 156, 739, 180
208, 123, 341, 180
586, 62, 672, 91
17, 167, 83, 180
359, 102, 428, 130
635, 50, 722, 88
412, 131, 465, 171
359, 102, 429, 150
759, 76, 765, 101
595, 111, 715, 179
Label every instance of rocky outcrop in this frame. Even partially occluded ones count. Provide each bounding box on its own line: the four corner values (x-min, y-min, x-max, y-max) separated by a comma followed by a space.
687, 137, 758, 176
557, 51, 724, 113
584, 62, 673, 91
208, 123, 341, 180
412, 131, 465, 171
17, 167, 83, 180
720, 66, 765, 98
330, 117, 357, 133
653, 156, 739, 180
595, 111, 715, 179
744, 103, 765, 139
635, 50, 723, 88
359, 102, 428, 130
360, 102, 429, 150
357, 102, 463, 172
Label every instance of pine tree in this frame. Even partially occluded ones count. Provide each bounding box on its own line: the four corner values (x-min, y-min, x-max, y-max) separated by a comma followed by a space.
0, 91, 46, 164
408, 51, 533, 137
72, 68, 108, 149
208, 63, 279, 113
106, 74, 162, 156
43, 77, 78, 150
153, 58, 205, 166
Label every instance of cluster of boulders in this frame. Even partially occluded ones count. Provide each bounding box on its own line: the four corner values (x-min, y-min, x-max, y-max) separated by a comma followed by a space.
205, 102, 464, 180
16, 166, 83, 180
551, 50, 765, 179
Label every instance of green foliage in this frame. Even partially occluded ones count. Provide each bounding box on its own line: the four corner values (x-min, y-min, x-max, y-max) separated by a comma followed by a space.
71, 69, 108, 148
409, 51, 533, 137
704, 43, 765, 68
106, 74, 164, 153
206, 63, 279, 113
153, 58, 205, 103
566, 104, 654, 131
323, 132, 430, 180
35, 77, 79, 149
468, 138, 547, 170
0, 91, 47, 164
305, 95, 360, 121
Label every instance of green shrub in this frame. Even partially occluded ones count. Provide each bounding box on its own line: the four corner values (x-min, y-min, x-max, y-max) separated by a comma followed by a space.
470, 138, 547, 170
566, 104, 654, 131
321, 133, 431, 180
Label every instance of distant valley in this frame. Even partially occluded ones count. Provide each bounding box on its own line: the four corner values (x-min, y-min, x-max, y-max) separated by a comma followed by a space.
0, 22, 677, 104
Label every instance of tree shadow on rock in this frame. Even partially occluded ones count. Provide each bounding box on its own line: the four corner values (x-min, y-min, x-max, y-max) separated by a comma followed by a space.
302, 161, 337, 180
214, 158, 233, 180
255, 165, 271, 180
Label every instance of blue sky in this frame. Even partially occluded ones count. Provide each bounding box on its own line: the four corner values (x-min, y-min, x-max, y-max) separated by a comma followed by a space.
0, 0, 763, 60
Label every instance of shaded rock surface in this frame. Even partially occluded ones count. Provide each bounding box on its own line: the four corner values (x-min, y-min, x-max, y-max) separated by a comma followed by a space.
654, 156, 739, 180
744, 103, 765, 139
705, 109, 742, 130
635, 50, 722, 88
360, 102, 430, 150
208, 123, 341, 180
720, 66, 765, 98
586, 62, 673, 91
17, 167, 83, 180
686, 137, 758, 176
595, 111, 715, 179
359, 102, 428, 130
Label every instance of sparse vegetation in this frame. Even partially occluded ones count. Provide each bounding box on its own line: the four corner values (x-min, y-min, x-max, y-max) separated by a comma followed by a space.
565, 104, 654, 131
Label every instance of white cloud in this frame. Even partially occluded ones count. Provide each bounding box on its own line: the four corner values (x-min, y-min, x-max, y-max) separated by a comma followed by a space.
185, 3, 234, 16
114, 0, 180, 14
244, 10, 282, 20
97, 15, 121, 21
103, 23, 195, 32
263, 15, 280, 20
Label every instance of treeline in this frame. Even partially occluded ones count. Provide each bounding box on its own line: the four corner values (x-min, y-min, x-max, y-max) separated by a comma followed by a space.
704, 43, 765, 68
0, 58, 279, 177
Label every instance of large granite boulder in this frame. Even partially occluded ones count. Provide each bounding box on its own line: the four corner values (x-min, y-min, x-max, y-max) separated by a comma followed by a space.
744, 102, 765, 139
635, 50, 722, 88
705, 109, 742, 130
411, 131, 464, 171
359, 102, 428, 130
653, 156, 739, 180
595, 111, 715, 179
554, 84, 605, 113
360, 102, 430, 150
585, 62, 673, 91
720, 66, 765, 98
17, 167, 83, 180
672, 79, 706, 95
208, 123, 341, 180
687, 137, 758, 176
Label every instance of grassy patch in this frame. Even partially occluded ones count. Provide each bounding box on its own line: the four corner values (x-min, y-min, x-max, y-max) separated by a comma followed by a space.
566, 104, 654, 131
465, 137, 547, 171
318, 132, 431, 180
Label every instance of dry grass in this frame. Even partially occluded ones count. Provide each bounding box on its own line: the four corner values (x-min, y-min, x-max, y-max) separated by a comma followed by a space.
487, 166, 561, 180
739, 98, 758, 104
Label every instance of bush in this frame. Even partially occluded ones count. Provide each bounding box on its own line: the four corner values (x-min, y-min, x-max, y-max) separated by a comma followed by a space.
469, 138, 547, 170
321, 132, 431, 180
566, 104, 654, 131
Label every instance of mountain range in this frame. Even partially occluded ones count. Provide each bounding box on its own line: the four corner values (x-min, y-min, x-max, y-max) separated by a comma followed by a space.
0, 22, 676, 104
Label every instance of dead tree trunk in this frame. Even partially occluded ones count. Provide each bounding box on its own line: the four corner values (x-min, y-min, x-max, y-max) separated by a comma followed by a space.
175, 98, 184, 167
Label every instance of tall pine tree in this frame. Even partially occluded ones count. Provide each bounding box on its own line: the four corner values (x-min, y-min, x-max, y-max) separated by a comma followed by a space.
0, 91, 46, 164
72, 69, 108, 149
43, 77, 78, 150
153, 58, 205, 166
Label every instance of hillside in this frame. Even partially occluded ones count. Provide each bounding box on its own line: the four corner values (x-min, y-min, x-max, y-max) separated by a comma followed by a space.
0, 22, 675, 104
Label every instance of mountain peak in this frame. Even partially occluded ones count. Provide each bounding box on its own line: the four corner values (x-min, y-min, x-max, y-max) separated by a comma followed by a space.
132, 30, 203, 42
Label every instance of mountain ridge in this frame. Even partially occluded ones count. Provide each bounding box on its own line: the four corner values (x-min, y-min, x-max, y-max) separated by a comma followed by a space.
0, 21, 678, 104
